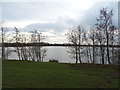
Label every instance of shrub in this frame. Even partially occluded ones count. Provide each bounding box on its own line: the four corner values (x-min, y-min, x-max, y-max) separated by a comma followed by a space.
49, 59, 58, 62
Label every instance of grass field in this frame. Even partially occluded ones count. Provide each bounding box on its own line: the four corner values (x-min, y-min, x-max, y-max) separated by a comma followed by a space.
2, 60, 119, 88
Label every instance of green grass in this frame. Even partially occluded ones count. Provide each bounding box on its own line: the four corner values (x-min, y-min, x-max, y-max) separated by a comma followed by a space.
2, 60, 119, 88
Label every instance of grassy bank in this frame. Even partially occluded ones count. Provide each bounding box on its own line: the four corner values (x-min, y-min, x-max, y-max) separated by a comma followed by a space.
2, 60, 119, 88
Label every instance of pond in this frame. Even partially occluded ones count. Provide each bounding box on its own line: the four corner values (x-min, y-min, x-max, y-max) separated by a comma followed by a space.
1, 47, 76, 63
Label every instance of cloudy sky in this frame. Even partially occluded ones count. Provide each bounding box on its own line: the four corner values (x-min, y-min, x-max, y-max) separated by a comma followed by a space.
1, 0, 119, 43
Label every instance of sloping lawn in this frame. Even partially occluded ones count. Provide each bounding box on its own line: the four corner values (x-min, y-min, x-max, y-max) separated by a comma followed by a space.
2, 60, 119, 88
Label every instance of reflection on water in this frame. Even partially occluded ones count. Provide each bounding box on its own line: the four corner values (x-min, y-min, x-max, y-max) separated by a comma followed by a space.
44, 47, 75, 63
1, 47, 75, 63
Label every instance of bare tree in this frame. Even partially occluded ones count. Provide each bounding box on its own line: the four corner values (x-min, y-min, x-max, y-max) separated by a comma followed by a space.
83, 34, 92, 63
109, 26, 119, 64
41, 49, 47, 62
94, 26, 106, 64
77, 25, 85, 63
29, 30, 47, 62
95, 8, 114, 64
67, 29, 78, 63
29, 33, 36, 61
20, 35, 29, 60
13, 27, 21, 60
1, 27, 13, 60
89, 27, 97, 64
67, 25, 85, 64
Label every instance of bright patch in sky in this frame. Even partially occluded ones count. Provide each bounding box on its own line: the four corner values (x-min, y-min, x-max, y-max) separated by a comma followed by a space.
2, 20, 52, 28
2, 0, 95, 28
1, 0, 118, 43
66, 0, 95, 11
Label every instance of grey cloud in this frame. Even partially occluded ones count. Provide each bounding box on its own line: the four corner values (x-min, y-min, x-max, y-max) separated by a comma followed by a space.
24, 1, 118, 33
0, 2, 2, 22
2, 2, 64, 21
79, 2, 118, 28
2, 2, 118, 32
24, 16, 77, 32
25, 23, 65, 32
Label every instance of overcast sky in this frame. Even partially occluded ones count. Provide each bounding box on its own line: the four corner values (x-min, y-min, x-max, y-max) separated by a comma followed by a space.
1, 0, 119, 43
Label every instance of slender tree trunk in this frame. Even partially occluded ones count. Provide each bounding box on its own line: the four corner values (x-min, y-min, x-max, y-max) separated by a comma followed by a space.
78, 34, 82, 63
78, 28, 82, 63
39, 47, 41, 61
1, 28, 5, 60
15, 27, 21, 60
28, 47, 34, 61
88, 47, 92, 63
92, 46, 95, 64
35, 47, 39, 61
87, 47, 90, 63
92, 32, 95, 64
106, 32, 111, 64
2, 45, 5, 60
16, 46, 21, 60
100, 46, 104, 64
38, 34, 41, 61
75, 45, 78, 64
87, 48, 90, 63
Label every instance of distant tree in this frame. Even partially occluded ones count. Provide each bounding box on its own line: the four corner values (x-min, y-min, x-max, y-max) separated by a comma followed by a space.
94, 25, 106, 64
1, 27, 13, 60
77, 25, 85, 63
29, 33, 36, 61
67, 29, 78, 63
79, 31, 91, 63
41, 49, 47, 62
109, 26, 119, 64
84, 33, 92, 63
20, 35, 29, 60
1, 27, 5, 60
29, 30, 47, 61
67, 25, 85, 64
95, 8, 114, 64
13, 27, 21, 60
88, 27, 97, 64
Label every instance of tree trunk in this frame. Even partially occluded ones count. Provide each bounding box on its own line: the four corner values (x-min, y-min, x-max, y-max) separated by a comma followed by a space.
1, 28, 5, 60
106, 32, 111, 64
2, 45, 5, 60
17, 46, 21, 60
100, 46, 104, 64
78, 47, 81, 63
78, 29, 82, 63
92, 32, 95, 64
92, 46, 95, 64
75, 45, 78, 64
88, 47, 92, 63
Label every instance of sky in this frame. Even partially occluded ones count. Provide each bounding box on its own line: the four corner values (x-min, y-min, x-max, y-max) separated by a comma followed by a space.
0, 0, 119, 43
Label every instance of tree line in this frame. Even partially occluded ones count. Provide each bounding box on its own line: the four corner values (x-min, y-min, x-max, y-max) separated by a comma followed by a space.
66, 8, 119, 65
1, 27, 47, 62
1, 8, 120, 65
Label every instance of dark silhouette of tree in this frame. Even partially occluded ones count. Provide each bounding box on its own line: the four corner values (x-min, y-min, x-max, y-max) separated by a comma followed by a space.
77, 25, 85, 63
1, 27, 13, 60
20, 35, 29, 60
29, 30, 47, 61
109, 26, 119, 64
67, 29, 78, 63
41, 49, 47, 62
67, 25, 85, 64
95, 7, 114, 64
13, 27, 21, 60
1, 27, 5, 60
89, 27, 96, 64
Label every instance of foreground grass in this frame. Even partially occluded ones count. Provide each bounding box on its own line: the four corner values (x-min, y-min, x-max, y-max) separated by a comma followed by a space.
2, 60, 119, 88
